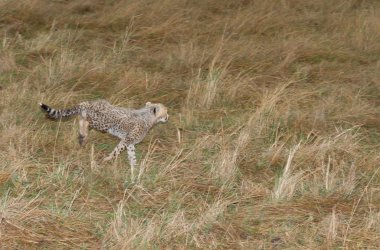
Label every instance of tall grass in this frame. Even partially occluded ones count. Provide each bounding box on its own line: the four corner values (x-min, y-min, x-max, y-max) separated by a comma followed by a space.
0, 0, 379, 248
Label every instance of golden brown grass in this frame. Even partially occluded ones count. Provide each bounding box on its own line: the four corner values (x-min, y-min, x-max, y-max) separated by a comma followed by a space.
1, 0, 380, 248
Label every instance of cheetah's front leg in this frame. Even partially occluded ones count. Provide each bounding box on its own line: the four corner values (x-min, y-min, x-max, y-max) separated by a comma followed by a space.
103, 140, 127, 162
127, 144, 137, 181
103, 139, 137, 181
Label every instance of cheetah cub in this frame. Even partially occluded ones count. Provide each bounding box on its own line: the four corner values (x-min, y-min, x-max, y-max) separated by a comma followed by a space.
40, 100, 169, 178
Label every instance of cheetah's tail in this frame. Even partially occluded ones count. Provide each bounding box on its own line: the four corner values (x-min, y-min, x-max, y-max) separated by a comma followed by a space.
39, 103, 80, 119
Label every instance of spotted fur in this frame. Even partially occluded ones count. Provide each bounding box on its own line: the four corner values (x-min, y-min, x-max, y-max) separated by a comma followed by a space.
40, 100, 169, 179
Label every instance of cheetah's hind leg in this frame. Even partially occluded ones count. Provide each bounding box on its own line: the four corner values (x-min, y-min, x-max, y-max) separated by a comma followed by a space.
78, 117, 89, 147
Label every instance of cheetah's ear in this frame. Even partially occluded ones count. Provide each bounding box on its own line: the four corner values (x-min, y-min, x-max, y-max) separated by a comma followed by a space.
153, 106, 157, 116
146, 102, 152, 106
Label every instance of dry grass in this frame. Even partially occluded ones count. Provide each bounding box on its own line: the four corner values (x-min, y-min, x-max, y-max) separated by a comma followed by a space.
1, 0, 380, 248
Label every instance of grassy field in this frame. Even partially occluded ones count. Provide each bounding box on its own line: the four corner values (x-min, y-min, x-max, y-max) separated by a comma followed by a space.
0, 0, 379, 248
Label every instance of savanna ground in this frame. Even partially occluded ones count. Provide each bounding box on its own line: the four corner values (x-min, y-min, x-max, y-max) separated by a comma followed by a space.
0, 0, 380, 248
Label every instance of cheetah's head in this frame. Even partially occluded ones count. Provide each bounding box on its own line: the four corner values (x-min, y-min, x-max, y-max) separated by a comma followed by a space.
146, 102, 169, 124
